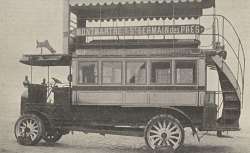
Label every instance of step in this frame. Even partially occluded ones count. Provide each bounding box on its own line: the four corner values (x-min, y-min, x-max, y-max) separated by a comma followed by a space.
222, 115, 240, 122
216, 125, 240, 131
209, 67, 217, 70
224, 94, 240, 101
223, 104, 240, 109
222, 109, 240, 115
220, 79, 231, 83
224, 99, 240, 103
223, 111, 240, 115
218, 119, 239, 125
223, 103, 241, 108
223, 107, 241, 110
224, 98, 240, 101
208, 65, 217, 70
222, 114, 240, 120
221, 86, 237, 91
222, 91, 238, 94
223, 109, 240, 114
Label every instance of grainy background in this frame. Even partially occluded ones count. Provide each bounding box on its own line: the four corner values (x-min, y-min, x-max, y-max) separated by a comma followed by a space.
0, 0, 250, 153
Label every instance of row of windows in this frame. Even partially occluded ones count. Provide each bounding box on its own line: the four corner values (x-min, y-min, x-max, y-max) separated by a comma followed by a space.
78, 60, 197, 85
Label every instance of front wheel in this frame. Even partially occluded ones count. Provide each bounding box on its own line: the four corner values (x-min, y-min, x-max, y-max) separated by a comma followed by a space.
14, 114, 45, 145
144, 114, 185, 151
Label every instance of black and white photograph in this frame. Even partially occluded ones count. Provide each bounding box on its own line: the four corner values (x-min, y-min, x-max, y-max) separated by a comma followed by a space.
0, 0, 249, 153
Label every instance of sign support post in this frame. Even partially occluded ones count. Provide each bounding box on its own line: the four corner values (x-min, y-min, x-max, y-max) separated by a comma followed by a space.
63, 0, 70, 54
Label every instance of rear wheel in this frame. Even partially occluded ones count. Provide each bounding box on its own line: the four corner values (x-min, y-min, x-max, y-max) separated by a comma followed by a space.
43, 128, 63, 144
144, 114, 185, 151
14, 114, 45, 145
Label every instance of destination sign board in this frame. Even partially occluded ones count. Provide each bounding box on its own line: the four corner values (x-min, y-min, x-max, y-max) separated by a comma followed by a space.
76, 24, 205, 36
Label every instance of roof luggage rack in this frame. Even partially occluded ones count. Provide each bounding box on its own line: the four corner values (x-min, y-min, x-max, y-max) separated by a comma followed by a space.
78, 39, 200, 49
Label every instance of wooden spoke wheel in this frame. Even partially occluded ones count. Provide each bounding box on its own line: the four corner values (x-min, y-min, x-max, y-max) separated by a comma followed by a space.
14, 114, 45, 145
144, 114, 185, 151
43, 129, 63, 144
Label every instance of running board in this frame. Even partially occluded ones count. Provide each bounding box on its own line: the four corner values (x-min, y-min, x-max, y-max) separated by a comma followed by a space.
63, 125, 144, 137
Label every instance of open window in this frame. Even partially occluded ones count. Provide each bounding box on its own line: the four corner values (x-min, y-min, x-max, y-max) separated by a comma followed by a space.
175, 60, 197, 84
78, 62, 98, 84
126, 62, 146, 85
151, 61, 171, 84
102, 61, 122, 84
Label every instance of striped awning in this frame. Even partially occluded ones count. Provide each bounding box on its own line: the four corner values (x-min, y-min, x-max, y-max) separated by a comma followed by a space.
70, 0, 215, 21
70, 0, 213, 7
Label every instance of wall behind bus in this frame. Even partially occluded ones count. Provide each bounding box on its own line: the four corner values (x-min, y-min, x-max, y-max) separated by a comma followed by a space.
0, 0, 250, 130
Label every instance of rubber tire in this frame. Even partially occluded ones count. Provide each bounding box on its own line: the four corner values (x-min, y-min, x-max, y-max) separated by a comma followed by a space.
14, 114, 45, 145
144, 114, 185, 152
43, 129, 63, 144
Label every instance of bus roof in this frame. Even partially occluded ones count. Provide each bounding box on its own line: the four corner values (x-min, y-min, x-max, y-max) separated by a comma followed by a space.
70, 0, 215, 21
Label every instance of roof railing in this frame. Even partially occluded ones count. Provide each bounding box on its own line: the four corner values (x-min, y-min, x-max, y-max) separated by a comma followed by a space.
202, 14, 245, 106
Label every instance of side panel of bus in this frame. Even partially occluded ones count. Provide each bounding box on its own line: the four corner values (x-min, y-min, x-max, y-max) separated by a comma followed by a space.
70, 56, 206, 125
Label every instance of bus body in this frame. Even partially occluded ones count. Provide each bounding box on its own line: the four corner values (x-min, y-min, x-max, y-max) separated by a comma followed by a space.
15, 0, 245, 152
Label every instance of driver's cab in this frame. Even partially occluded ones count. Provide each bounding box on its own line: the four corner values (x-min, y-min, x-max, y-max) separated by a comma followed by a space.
20, 54, 72, 106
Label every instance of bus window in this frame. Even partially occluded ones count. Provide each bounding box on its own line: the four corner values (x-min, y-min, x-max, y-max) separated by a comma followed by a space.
175, 60, 197, 84
78, 62, 98, 84
102, 61, 122, 84
126, 62, 146, 84
151, 61, 171, 84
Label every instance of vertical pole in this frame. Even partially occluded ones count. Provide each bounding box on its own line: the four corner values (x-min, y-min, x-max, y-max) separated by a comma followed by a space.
163, 19, 165, 39
212, 7, 216, 49
30, 66, 33, 84
29, 56, 33, 83
69, 64, 72, 105
63, 0, 70, 54
217, 77, 219, 106
237, 42, 240, 81
198, 16, 201, 48
172, 6, 175, 49
76, 16, 86, 49
123, 19, 126, 40
47, 66, 50, 100
222, 18, 225, 46
47, 66, 50, 85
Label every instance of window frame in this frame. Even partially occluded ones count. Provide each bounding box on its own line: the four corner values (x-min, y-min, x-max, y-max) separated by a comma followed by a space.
174, 60, 197, 85
101, 61, 123, 85
150, 60, 172, 85
125, 61, 147, 85
77, 61, 99, 85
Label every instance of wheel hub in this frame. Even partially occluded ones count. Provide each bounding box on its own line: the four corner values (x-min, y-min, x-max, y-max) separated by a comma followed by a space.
24, 127, 30, 133
161, 133, 168, 139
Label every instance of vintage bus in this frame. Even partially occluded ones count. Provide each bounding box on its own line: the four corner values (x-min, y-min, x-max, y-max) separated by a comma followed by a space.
14, 0, 245, 152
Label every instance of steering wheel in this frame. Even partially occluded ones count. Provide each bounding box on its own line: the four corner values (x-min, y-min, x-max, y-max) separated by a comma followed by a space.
51, 77, 63, 85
